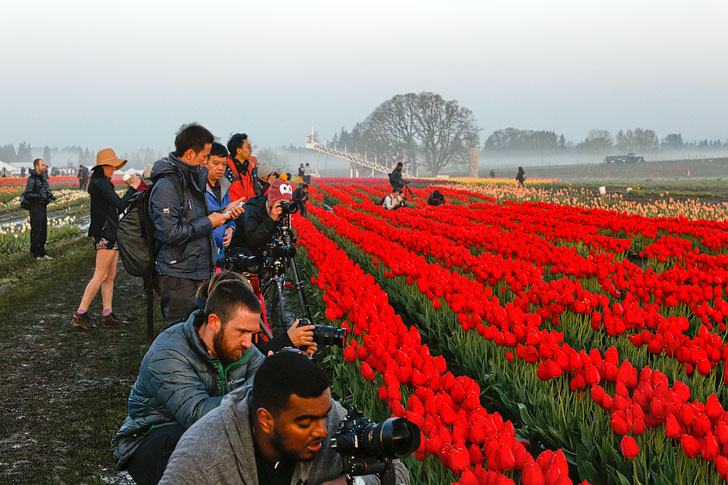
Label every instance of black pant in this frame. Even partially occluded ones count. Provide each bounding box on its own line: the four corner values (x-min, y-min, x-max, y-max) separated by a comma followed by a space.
125, 422, 185, 485
29, 203, 48, 258
159, 275, 206, 322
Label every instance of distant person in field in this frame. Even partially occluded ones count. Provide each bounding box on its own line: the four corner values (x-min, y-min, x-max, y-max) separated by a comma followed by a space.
489, 169, 496, 178
389, 162, 405, 193
297, 163, 305, 184
22, 158, 55, 260
20, 166, 26, 177
427, 189, 445, 206
516, 166, 526, 187
303, 162, 312, 184
292, 183, 310, 216
72, 149, 141, 330
383, 191, 405, 210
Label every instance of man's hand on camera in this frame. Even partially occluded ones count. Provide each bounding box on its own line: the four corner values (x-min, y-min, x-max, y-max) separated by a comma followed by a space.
304, 341, 318, 356
222, 227, 234, 247
208, 211, 229, 228
268, 201, 284, 221
287, 319, 315, 347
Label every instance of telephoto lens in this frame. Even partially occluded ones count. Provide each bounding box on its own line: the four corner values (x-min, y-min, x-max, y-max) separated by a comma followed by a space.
331, 413, 421, 458
312, 325, 347, 347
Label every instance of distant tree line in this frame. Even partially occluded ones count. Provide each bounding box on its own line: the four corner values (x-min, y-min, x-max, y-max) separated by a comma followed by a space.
0, 143, 166, 168
329, 121, 728, 169
481, 128, 726, 156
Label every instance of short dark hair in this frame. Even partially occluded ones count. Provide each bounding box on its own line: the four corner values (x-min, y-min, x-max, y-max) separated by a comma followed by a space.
396, 162, 403, 168
227, 133, 248, 158
205, 279, 261, 326
33, 158, 43, 167
175, 123, 214, 157
251, 351, 329, 416
209, 142, 229, 159
301, 183, 309, 189
196, 270, 252, 301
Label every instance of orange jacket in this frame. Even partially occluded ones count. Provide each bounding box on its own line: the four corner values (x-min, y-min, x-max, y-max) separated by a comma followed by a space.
225, 155, 257, 202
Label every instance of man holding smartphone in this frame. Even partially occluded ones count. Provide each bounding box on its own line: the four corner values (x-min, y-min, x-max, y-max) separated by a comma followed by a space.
204, 142, 244, 264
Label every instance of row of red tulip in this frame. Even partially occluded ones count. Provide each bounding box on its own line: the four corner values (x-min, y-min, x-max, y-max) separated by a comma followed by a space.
294, 212, 587, 484
304, 197, 728, 478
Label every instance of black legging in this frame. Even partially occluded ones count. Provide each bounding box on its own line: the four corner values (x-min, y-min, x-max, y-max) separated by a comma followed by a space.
29, 203, 48, 257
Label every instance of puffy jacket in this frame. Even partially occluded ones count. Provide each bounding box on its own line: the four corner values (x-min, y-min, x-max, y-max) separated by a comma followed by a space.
225, 156, 257, 202
205, 176, 237, 262
111, 310, 265, 469
87, 173, 136, 240
149, 154, 215, 280
229, 195, 278, 256
160, 385, 410, 485
23, 169, 55, 205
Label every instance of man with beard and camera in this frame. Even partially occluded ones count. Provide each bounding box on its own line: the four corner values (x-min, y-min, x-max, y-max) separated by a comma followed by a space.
229, 178, 293, 257
160, 351, 410, 485
111, 280, 265, 485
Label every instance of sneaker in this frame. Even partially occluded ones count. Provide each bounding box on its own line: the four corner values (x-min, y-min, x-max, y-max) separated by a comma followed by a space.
72, 312, 94, 330
101, 312, 127, 327
42, 255, 53, 260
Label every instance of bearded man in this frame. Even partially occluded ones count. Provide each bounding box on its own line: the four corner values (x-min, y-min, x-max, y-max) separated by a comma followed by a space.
111, 280, 265, 485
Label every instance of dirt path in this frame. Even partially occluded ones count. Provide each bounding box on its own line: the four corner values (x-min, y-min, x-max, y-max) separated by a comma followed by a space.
0, 239, 163, 484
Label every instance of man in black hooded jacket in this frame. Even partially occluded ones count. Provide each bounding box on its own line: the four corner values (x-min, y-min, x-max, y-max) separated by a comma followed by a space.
23, 158, 55, 259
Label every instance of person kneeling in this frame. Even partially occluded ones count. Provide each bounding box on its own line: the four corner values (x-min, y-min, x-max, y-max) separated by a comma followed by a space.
160, 351, 410, 485
111, 280, 265, 485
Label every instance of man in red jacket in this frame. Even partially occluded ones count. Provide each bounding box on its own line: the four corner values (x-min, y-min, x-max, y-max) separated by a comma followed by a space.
225, 133, 257, 202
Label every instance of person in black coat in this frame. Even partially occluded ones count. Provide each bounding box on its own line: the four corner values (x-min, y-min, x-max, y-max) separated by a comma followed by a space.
23, 158, 56, 259
427, 189, 445, 206
71, 148, 141, 330
389, 162, 405, 193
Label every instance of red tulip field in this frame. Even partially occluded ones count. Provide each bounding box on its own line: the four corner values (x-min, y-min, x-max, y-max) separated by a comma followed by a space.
292, 181, 728, 485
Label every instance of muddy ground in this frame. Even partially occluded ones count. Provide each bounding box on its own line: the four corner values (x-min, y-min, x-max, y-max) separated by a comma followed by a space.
0, 236, 164, 484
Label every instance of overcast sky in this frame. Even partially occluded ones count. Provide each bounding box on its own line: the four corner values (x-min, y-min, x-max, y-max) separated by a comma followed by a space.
1, 0, 727, 152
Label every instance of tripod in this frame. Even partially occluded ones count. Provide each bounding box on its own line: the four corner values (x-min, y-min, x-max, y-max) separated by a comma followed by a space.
261, 214, 312, 331
401, 179, 417, 201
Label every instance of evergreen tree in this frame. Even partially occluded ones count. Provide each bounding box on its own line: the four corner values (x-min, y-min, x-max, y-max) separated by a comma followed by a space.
43, 145, 52, 163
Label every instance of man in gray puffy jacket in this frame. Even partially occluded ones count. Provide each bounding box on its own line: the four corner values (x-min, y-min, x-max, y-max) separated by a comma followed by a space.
149, 123, 243, 322
160, 351, 410, 485
111, 279, 265, 485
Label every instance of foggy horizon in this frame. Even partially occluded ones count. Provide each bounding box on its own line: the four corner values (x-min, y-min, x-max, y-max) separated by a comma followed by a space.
2, 0, 726, 161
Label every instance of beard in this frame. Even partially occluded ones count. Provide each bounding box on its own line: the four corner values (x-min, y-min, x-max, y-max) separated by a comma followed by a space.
270, 426, 320, 462
213, 326, 244, 365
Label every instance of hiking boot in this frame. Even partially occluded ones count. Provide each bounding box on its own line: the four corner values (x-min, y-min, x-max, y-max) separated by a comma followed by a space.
101, 312, 127, 327
72, 312, 94, 330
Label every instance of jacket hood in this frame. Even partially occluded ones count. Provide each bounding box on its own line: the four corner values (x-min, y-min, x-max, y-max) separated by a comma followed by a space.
151, 153, 208, 190
206, 175, 232, 199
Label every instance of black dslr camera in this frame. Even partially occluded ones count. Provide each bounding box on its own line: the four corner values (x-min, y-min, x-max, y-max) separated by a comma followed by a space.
220, 248, 262, 274
279, 200, 298, 215
298, 318, 347, 348
331, 410, 420, 485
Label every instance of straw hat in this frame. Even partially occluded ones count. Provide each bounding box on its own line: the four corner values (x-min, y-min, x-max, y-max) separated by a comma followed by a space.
95, 148, 127, 169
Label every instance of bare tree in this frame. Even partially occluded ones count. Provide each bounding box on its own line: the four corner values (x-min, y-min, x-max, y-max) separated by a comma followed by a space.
352, 92, 480, 176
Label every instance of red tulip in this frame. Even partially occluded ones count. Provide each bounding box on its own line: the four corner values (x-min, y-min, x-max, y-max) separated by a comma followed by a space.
620, 436, 639, 459
680, 434, 702, 458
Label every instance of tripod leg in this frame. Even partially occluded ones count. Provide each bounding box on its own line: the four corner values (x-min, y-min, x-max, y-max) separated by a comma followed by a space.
288, 257, 312, 322
275, 276, 288, 329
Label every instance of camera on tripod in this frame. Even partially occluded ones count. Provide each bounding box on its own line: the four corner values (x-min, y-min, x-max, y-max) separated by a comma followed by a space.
220, 248, 262, 274
279, 200, 298, 215
331, 409, 420, 484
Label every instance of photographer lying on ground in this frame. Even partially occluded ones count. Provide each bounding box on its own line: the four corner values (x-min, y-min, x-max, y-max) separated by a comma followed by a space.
160, 351, 410, 485
111, 279, 265, 485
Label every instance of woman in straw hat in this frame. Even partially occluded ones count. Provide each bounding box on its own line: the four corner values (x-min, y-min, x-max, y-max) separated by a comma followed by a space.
72, 148, 141, 330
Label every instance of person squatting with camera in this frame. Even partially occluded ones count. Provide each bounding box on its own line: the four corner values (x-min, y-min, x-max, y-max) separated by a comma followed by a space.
159, 350, 411, 485
111, 279, 265, 484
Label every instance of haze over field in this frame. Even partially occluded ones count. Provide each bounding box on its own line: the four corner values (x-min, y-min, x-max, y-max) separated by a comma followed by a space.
1, 0, 727, 168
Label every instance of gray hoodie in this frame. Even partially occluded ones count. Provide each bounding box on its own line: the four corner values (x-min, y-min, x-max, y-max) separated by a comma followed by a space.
160, 385, 410, 485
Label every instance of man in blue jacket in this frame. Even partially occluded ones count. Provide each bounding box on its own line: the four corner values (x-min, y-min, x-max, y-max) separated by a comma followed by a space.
111, 279, 265, 485
149, 123, 243, 322
204, 142, 243, 264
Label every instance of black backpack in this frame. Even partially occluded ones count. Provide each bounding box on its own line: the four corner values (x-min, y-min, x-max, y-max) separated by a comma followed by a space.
117, 174, 183, 277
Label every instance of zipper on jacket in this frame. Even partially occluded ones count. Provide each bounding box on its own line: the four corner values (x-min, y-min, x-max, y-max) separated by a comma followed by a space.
215, 350, 252, 396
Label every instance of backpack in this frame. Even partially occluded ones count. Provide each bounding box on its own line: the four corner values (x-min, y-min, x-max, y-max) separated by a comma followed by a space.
20, 193, 32, 210
117, 174, 183, 277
